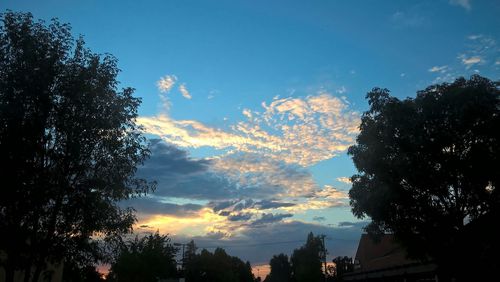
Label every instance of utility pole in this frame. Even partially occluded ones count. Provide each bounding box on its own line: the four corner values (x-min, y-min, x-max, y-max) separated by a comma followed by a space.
321, 235, 327, 282
174, 243, 186, 273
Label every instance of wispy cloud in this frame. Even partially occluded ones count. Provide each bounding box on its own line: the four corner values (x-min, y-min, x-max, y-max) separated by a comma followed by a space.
468, 34, 482, 40
138, 92, 360, 167
178, 83, 192, 99
157, 75, 177, 93
336, 177, 352, 184
459, 54, 482, 68
336, 86, 347, 94
132, 91, 359, 246
428, 65, 448, 73
449, 0, 471, 11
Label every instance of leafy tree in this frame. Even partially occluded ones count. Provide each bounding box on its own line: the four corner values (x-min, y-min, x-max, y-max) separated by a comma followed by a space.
184, 247, 254, 282
264, 253, 291, 282
62, 262, 105, 282
348, 75, 500, 279
0, 11, 153, 281
331, 256, 353, 280
290, 232, 324, 282
107, 232, 178, 282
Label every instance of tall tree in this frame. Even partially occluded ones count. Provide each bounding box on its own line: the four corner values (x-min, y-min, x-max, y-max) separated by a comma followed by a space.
265, 254, 291, 282
290, 232, 324, 282
107, 232, 178, 282
348, 75, 500, 279
0, 11, 153, 281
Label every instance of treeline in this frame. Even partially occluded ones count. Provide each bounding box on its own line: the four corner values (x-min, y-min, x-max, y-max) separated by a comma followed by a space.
63, 231, 353, 282
263, 232, 353, 282
105, 232, 254, 282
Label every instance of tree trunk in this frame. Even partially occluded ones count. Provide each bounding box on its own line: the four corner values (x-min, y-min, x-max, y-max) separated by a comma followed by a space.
32, 262, 44, 282
4, 261, 15, 282
23, 264, 32, 282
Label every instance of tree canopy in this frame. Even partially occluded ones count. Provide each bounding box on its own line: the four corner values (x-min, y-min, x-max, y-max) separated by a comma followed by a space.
107, 232, 178, 282
184, 247, 254, 282
348, 75, 500, 278
264, 254, 291, 282
0, 11, 153, 281
290, 232, 325, 282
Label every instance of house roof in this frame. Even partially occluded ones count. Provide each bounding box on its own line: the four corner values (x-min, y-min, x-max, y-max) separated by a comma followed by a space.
353, 234, 418, 272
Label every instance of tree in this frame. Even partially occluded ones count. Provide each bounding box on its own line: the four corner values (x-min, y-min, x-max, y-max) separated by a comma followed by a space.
107, 232, 178, 282
264, 254, 291, 282
184, 247, 254, 282
290, 232, 324, 282
0, 11, 154, 281
348, 75, 500, 279
331, 256, 353, 280
62, 262, 105, 282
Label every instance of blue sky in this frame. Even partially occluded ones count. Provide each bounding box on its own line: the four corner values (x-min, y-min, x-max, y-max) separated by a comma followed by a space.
3, 0, 499, 270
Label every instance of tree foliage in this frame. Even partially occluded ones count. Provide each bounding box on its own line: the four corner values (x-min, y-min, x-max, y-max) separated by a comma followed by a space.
290, 232, 324, 282
264, 253, 291, 282
0, 11, 153, 281
348, 75, 500, 278
107, 232, 178, 282
331, 256, 353, 280
184, 247, 254, 282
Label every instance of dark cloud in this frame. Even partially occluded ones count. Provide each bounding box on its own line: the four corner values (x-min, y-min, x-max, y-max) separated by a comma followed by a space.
137, 140, 238, 200
172, 220, 368, 265
218, 211, 231, 217
337, 221, 360, 228
209, 199, 295, 215
313, 216, 326, 222
137, 141, 291, 201
124, 197, 203, 216
227, 212, 253, 222
142, 139, 210, 174
251, 213, 293, 227
253, 199, 296, 210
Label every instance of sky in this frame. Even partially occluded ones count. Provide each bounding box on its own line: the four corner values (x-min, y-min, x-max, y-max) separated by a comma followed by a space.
2, 0, 499, 273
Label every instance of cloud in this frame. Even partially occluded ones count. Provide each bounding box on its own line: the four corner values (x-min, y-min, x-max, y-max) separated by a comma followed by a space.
242, 109, 252, 119
227, 212, 253, 222
468, 34, 482, 40
336, 86, 347, 94
336, 177, 352, 184
157, 75, 177, 93
171, 220, 366, 265
253, 200, 296, 210
251, 213, 294, 227
313, 216, 326, 222
428, 65, 448, 73
138, 92, 359, 167
459, 55, 482, 68
124, 197, 204, 217
136, 140, 239, 200
179, 83, 192, 99
132, 92, 358, 248
449, 0, 471, 10
212, 153, 317, 198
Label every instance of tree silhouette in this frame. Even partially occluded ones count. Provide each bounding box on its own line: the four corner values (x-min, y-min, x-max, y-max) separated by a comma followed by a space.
331, 256, 353, 280
107, 232, 178, 282
0, 11, 153, 281
348, 75, 500, 279
184, 247, 254, 282
264, 253, 291, 282
290, 232, 324, 282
